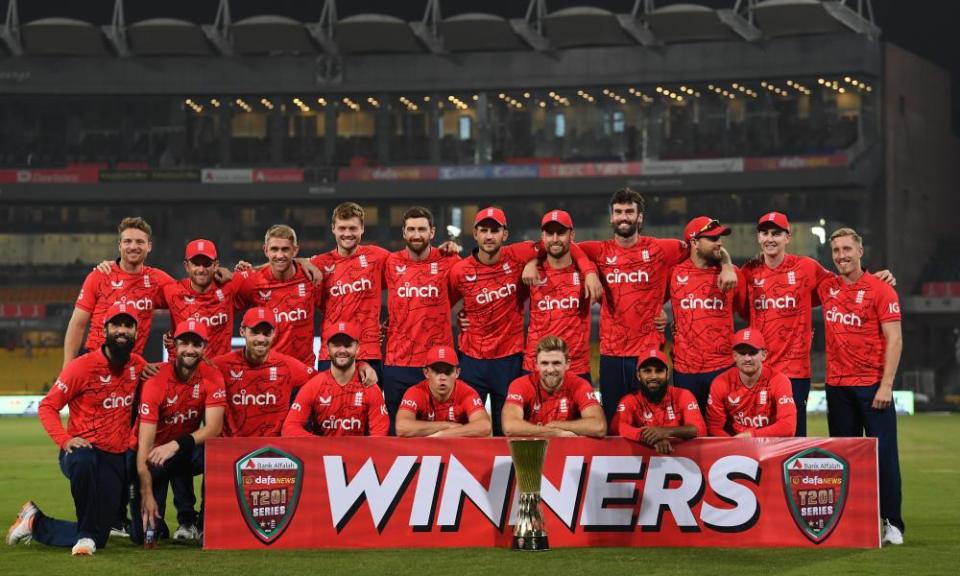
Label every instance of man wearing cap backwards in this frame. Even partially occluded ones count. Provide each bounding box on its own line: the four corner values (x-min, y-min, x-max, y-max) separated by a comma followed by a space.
742, 212, 895, 437
610, 349, 705, 454
668, 216, 748, 414
395, 345, 492, 438
212, 307, 317, 438
817, 228, 904, 546
128, 320, 225, 544
570, 188, 737, 425
283, 321, 389, 437
706, 328, 797, 438
502, 336, 606, 438
8, 303, 147, 555
450, 206, 600, 436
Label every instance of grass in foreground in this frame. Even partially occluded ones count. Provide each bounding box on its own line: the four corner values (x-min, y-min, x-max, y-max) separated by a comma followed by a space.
0, 415, 957, 576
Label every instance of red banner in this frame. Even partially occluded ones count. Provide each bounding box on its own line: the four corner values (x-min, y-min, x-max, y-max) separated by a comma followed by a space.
0, 304, 46, 318
337, 166, 439, 182
0, 166, 100, 184
204, 437, 879, 549
539, 162, 642, 179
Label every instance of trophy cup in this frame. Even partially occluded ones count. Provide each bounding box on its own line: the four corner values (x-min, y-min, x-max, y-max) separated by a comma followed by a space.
509, 438, 549, 551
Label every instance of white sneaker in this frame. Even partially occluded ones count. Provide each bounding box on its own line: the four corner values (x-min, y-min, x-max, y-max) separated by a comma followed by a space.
6, 501, 37, 545
881, 519, 904, 546
71, 537, 96, 556
173, 524, 199, 541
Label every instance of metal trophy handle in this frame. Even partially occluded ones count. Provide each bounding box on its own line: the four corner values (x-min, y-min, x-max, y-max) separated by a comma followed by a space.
508, 438, 549, 551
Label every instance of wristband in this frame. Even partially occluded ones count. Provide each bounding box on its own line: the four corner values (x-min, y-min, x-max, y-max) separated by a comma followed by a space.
175, 434, 196, 453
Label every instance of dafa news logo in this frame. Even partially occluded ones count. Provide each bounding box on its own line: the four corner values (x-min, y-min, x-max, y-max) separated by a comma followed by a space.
782, 447, 849, 543
235, 447, 304, 544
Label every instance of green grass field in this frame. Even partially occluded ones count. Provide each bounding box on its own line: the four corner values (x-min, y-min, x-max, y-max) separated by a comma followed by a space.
1, 415, 957, 576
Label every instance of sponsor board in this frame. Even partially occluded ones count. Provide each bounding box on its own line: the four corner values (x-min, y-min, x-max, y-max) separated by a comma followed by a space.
0, 395, 67, 416
807, 390, 914, 415
0, 166, 100, 184
205, 437, 879, 549
338, 166, 439, 182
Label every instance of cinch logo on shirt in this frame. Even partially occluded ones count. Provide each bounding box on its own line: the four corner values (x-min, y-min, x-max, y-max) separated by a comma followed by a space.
401, 399, 418, 409
193, 311, 229, 326
274, 308, 308, 323
536, 295, 579, 311
396, 283, 440, 298
232, 389, 278, 406
118, 296, 154, 311
825, 307, 862, 327
102, 392, 133, 409
164, 409, 199, 425
735, 412, 769, 428
605, 269, 650, 284
680, 295, 724, 310
475, 283, 517, 305
753, 295, 797, 310
320, 416, 362, 431
330, 277, 373, 297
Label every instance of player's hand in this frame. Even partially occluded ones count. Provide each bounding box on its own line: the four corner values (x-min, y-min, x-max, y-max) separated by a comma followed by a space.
584, 272, 602, 304
214, 266, 233, 283
873, 269, 897, 287
457, 310, 471, 332
653, 309, 668, 333
234, 260, 253, 273
357, 362, 379, 387
521, 260, 543, 286
63, 437, 92, 453
94, 260, 112, 274
162, 331, 174, 351
148, 441, 180, 467
143, 363, 161, 378
141, 495, 161, 529
653, 439, 674, 454
554, 429, 578, 437
872, 386, 893, 410
734, 431, 753, 438
438, 240, 462, 255
717, 264, 738, 291
299, 259, 323, 286
640, 426, 669, 445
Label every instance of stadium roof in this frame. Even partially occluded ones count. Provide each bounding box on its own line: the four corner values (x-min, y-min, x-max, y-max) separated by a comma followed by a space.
0, 0, 880, 57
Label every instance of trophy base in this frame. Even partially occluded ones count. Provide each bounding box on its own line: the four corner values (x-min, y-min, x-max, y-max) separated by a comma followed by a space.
512, 535, 549, 551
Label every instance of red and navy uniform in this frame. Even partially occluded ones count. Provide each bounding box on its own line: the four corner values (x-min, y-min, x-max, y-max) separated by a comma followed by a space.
505, 373, 600, 425
611, 386, 706, 441
399, 379, 486, 423
706, 367, 796, 437
282, 369, 389, 436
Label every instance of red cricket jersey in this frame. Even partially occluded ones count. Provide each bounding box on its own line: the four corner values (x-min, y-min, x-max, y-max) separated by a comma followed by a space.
817, 273, 901, 386
75, 263, 174, 355
742, 254, 833, 378
212, 349, 315, 437
611, 386, 706, 440
235, 265, 322, 367
38, 349, 147, 453
282, 369, 389, 437
131, 361, 226, 449
505, 373, 600, 425
310, 245, 390, 361
579, 237, 687, 357
162, 279, 239, 359
524, 264, 591, 374
399, 379, 486, 423
383, 248, 459, 367
668, 260, 747, 373
706, 366, 797, 437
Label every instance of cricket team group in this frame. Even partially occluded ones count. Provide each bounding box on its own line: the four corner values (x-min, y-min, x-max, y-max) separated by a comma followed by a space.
5, 188, 906, 553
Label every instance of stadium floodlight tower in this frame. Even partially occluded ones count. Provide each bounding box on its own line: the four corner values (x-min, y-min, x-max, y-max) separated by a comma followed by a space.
0, 0, 22, 55
203, 0, 234, 55
102, 0, 129, 56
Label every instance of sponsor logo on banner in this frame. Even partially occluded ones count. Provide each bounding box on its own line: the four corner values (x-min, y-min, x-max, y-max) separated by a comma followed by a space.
539, 162, 642, 179
338, 166, 439, 182
235, 446, 303, 545
642, 158, 744, 176
744, 152, 848, 172
783, 447, 849, 544
202, 168, 254, 184
253, 168, 304, 183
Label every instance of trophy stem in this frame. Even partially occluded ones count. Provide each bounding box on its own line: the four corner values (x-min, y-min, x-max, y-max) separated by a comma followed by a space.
509, 439, 550, 551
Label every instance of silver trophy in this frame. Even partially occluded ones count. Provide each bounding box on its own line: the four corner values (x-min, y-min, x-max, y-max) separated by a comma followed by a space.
509, 438, 549, 551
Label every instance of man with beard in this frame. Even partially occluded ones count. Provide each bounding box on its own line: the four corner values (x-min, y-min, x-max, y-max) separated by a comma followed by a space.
668, 216, 748, 413
283, 321, 389, 437
9, 303, 147, 555
706, 329, 796, 437
129, 320, 225, 544
213, 307, 316, 437
396, 345, 492, 438
573, 189, 738, 424
449, 207, 600, 435
611, 349, 705, 454
502, 336, 606, 438
381, 207, 461, 428
817, 228, 904, 546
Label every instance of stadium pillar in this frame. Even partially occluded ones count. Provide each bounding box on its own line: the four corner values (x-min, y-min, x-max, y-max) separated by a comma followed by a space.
476, 92, 491, 164
270, 95, 283, 164
429, 92, 441, 164
323, 103, 337, 166
375, 91, 390, 164
218, 97, 232, 165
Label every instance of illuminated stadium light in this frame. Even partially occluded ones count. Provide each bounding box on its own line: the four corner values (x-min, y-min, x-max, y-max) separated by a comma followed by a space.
342, 97, 360, 111
844, 76, 852, 83
260, 98, 275, 110
423, 96, 431, 102
539, 101, 546, 108
210, 99, 220, 108
817, 78, 825, 85
655, 86, 663, 93
523, 92, 531, 98
707, 84, 715, 90
184, 98, 203, 113
498, 93, 506, 99
472, 94, 479, 101
234, 98, 252, 112
838, 87, 846, 93
317, 98, 327, 106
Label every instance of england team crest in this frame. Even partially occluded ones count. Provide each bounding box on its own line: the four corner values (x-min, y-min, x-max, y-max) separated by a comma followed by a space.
782, 447, 849, 544
235, 446, 304, 544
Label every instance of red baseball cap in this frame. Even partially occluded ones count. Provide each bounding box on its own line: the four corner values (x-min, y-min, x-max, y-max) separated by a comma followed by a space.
541, 209, 574, 230
241, 307, 276, 330
323, 320, 360, 342
731, 328, 766, 351
684, 216, 731, 241
173, 319, 209, 341
637, 348, 670, 368
474, 207, 507, 227
185, 239, 218, 260
424, 345, 459, 367
103, 301, 138, 325
757, 212, 790, 232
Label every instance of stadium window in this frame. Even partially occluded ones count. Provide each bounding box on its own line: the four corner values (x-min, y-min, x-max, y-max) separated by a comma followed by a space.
613, 111, 625, 134
458, 116, 471, 141
555, 113, 566, 138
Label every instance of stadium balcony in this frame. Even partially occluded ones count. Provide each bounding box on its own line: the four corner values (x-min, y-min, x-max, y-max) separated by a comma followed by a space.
21, 17, 110, 56
439, 13, 527, 52
128, 18, 214, 56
